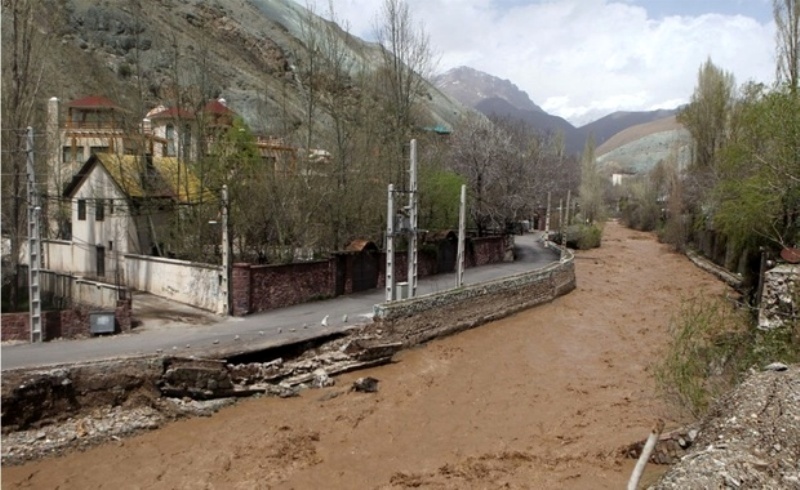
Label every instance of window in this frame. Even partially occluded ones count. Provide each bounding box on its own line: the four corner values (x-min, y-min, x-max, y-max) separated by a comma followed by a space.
90, 146, 109, 155
77, 199, 86, 220
181, 124, 192, 159
166, 124, 176, 157
108, 241, 113, 252
63, 146, 84, 164
95, 199, 105, 221
108, 199, 114, 215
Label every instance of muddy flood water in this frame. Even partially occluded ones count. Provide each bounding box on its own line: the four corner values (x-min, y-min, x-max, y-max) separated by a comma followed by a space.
2, 221, 730, 489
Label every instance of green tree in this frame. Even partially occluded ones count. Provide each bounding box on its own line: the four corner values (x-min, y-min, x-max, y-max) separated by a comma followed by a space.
714, 86, 800, 249
578, 135, 605, 224
678, 59, 736, 172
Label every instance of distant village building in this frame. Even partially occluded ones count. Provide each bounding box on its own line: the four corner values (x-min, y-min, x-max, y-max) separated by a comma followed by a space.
611, 172, 635, 186
40, 94, 326, 280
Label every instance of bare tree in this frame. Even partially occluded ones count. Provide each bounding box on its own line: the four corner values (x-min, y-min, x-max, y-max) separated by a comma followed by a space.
1, 0, 50, 309
375, 0, 437, 183
774, 0, 800, 93
449, 113, 512, 235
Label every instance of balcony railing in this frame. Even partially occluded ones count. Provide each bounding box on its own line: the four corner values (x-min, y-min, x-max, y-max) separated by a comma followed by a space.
65, 120, 126, 131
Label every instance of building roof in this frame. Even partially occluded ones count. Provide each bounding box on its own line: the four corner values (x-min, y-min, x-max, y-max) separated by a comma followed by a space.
64, 153, 215, 204
422, 125, 452, 135
203, 98, 234, 115
345, 239, 378, 253
148, 106, 195, 120
67, 95, 121, 110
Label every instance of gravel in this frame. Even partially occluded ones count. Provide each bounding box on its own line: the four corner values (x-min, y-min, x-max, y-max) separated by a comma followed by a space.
1, 398, 236, 466
651, 364, 800, 489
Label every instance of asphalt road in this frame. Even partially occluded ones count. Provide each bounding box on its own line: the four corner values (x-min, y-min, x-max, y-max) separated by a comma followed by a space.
1, 233, 560, 371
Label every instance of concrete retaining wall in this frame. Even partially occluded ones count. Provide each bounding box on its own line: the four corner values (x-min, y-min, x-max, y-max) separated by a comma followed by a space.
373, 247, 576, 346
124, 254, 222, 313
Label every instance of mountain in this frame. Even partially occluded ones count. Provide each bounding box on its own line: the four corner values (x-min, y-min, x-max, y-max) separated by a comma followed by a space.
3, 0, 466, 137
472, 97, 581, 150
434, 66, 678, 156
433, 66, 585, 150
596, 116, 691, 173
434, 66, 544, 114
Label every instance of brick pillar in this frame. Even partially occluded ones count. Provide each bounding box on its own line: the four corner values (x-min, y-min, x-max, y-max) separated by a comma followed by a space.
116, 298, 133, 332
232, 263, 252, 316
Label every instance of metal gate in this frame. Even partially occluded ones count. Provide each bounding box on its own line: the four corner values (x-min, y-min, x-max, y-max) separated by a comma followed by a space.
352, 252, 378, 292
438, 240, 456, 273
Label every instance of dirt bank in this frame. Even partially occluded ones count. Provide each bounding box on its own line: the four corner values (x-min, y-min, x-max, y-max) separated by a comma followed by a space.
2, 221, 730, 489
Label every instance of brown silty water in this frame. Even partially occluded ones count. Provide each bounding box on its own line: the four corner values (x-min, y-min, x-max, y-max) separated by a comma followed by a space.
2, 221, 730, 489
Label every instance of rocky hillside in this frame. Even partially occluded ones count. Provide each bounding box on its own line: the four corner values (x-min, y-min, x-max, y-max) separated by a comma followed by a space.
581, 109, 678, 150
596, 116, 691, 174
2, 0, 466, 135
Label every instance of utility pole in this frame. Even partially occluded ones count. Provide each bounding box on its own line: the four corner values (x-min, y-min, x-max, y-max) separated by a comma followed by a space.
407, 139, 418, 299
386, 184, 395, 302
27, 127, 42, 343
220, 185, 229, 315
565, 189, 572, 227
559, 198, 567, 259
545, 191, 551, 233
456, 184, 467, 288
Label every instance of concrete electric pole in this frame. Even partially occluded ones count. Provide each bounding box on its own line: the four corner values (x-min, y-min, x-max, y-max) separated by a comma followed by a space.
456, 184, 467, 288
385, 183, 395, 302
220, 184, 230, 315
407, 139, 418, 299
27, 127, 42, 342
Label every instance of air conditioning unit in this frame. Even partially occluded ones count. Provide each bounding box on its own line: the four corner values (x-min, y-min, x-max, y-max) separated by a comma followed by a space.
89, 311, 116, 334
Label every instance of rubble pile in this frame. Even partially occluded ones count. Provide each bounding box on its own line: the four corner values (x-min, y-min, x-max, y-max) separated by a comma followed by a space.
651, 364, 800, 489
2, 334, 402, 465
157, 336, 402, 400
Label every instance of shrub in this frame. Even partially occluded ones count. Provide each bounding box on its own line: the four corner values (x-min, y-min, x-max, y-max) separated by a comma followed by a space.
576, 223, 602, 249
654, 295, 800, 418
548, 223, 603, 250
621, 200, 661, 231
654, 296, 748, 418
117, 63, 132, 79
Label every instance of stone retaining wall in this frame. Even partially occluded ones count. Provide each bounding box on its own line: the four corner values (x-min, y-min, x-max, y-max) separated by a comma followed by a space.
373, 248, 576, 346
759, 264, 799, 330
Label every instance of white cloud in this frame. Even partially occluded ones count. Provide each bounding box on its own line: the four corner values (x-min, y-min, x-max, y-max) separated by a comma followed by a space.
305, 0, 776, 126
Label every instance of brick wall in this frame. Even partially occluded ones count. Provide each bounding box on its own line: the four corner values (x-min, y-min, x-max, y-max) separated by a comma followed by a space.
1, 300, 133, 342
245, 259, 335, 314
231, 263, 252, 316
231, 236, 516, 316
469, 236, 508, 266
1, 313, 29, 342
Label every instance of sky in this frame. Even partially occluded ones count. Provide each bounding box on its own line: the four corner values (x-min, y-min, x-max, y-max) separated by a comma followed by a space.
305, 0, 777, 126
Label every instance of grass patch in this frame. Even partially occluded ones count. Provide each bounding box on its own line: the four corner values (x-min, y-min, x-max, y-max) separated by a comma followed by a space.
654, 295, 800, 418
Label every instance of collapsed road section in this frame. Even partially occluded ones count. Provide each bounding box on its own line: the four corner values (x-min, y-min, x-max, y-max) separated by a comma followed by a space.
2, 250, 575, 465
